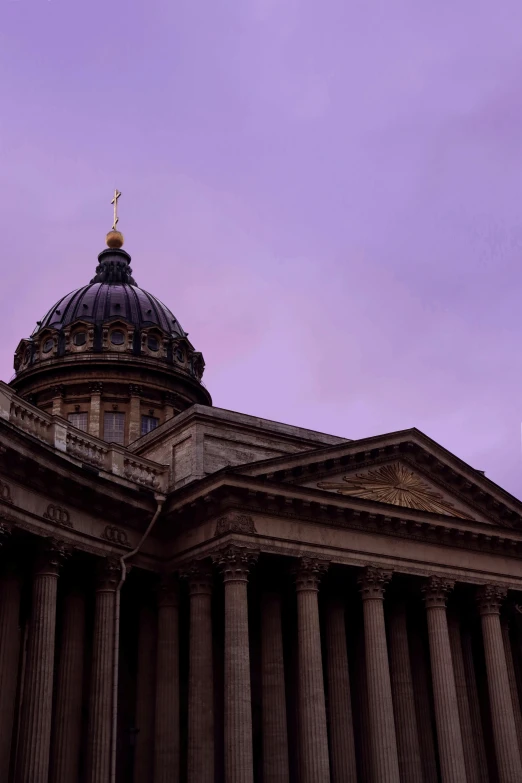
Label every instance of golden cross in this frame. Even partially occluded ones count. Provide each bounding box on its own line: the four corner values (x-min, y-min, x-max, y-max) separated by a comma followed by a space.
111, 189, 122, 230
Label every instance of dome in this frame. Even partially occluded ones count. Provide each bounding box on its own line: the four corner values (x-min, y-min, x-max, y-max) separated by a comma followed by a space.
35, 248, 185, 338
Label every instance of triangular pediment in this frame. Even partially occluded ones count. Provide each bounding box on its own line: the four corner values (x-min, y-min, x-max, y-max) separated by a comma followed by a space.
311, 460, 475, 520
232, 428, 522, 529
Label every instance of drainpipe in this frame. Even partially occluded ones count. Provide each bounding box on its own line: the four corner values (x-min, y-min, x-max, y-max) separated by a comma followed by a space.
110, 493, 165, 783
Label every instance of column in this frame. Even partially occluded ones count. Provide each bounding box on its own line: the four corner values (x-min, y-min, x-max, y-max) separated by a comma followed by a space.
52, 385, 65, 417
154, 574, 179, 783
50, 588, 86, 783
89, 382, 102, 437
500, 612, 522, 761
387, 599, 423, 783
15, 538, 69, 783
0, 530, 22, 783
183, 561, 214, 783
324, 596, 357, 783
128, 385, 142, 444
134, 600, 156, 783
447, 607, 481, 783
213, 544, 258, 783
409, 627, 439, 783
460, 623, 490, 783
353, 631, 372, 783
422, 576, 467, 783
293, 557, 330, 783
86, 556, 120, 783
358, 566, 400, 783
477, 585, 522, 783
260, 590, 290, 783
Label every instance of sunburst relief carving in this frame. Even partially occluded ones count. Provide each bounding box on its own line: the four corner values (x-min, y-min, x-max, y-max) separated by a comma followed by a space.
318, 462, 472, 519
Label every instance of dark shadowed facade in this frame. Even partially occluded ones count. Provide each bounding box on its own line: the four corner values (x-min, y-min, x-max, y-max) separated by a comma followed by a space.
2, 229, 522, 783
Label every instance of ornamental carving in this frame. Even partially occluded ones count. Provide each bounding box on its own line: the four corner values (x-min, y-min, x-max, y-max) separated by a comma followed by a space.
96, 557, 122, 590
103, 525, 130, 547
43, 504, 72, 528
35, 538, 71, 576
477, 584, 507, 615
357, 565, 392, 600
292, 556, 329, 591
421, 575, 454, 608
0, 479, 13, 504
214, 514, 256, 536
212, 544, 259, 583
318, 462, 472, 519
179, 560, 213, 595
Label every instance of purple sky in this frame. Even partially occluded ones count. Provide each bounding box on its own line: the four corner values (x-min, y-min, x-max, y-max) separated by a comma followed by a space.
1, 1, 522, 498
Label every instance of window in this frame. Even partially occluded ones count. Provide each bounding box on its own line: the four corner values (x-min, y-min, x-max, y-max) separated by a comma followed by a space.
73, 331, 87, 346
68, 412, 88, 432
141, 415, 158, 436
147, 335, 159, 351
104, 412, 125, 444
43, 338, 54, 353
110, 330, 125, 346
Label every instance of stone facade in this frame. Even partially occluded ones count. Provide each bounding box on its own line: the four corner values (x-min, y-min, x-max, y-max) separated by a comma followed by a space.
3, 234, 522, 782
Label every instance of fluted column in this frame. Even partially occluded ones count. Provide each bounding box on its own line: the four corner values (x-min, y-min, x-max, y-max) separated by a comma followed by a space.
422, 576, 467, 783
50, 588, 86, 783
500, 611, 522, 762
134, 600, 156, 783
354, 631, 372, 783
154, 574, 179, 783
324, 596, 357, 783
293, 557, 330, 783
16, 538, 69, 783
358, 566, 400, 783
447, 607, 481, 783
387, 599, 423, 783
409, 627, 439, 783
86, 556, 120, 783
477, 585, 522, 783
213, 544, 258, 783
460, 623, 490, 783
260, 590, 290, 783
0, 527, 22, 783
182, 561, 214, 783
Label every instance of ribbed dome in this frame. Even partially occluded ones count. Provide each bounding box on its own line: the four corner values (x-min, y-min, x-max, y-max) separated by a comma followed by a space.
34, 247, 185, 338
36, 283, 185, 337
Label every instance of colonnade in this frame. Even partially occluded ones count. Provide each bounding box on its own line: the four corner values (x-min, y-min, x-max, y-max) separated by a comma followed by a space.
1, 537, 522, 783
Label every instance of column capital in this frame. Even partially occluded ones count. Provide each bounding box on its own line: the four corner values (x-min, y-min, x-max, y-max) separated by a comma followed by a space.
179, 559, 213, 595
95, 556, 122, 591
421, 575, 454, 608
212, 543, 258, 583
477, 584, 507, 616
35, 537, 71, 576
157, 572, 179, 607
293, 556, 329, 592
357, 565, 392, 600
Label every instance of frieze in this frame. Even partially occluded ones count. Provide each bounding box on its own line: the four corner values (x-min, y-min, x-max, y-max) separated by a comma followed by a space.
43, 504, 72, 528
0, 479, 13, 505
103, 525, 131, 548
214, 513, 256, 536
241, 495, 522, 561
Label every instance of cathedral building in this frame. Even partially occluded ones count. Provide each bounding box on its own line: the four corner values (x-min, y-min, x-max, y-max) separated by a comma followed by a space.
2, 216, 522, 783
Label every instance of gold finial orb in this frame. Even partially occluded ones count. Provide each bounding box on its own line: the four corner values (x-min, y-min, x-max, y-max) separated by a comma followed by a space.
106, 230, 124, 249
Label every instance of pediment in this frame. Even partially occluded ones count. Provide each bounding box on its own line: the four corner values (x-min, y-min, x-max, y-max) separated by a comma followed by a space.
311, 460, 476, 520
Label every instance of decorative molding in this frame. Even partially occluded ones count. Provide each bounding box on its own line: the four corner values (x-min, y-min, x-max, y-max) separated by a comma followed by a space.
102, 525, 130, 547
179, 559, 213, 595
421, 575, 455, 608
35, 537, 71, 576
357, 565, 392, 600
477, 584, 507, 616
292, 556, 329, 592
43, 504, 72, 528
0, 479, 13, 504
212, 543, 259, 583
96, 556, 122, 590
214, 513, 256, 536
318, 462, 473, 519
